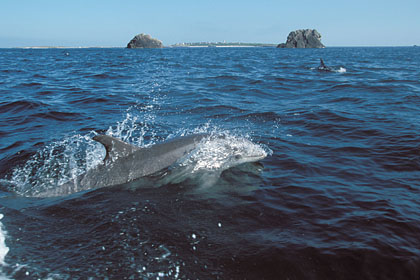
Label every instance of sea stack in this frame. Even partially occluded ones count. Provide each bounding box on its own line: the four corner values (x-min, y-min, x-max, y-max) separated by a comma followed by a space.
127, 33, 163, 48
277, 29, 325, 48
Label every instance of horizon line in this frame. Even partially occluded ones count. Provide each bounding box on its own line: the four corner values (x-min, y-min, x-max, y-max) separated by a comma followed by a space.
1, 45, 418, 49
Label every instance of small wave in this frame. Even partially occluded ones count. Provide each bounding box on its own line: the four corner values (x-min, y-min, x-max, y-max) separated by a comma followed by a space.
249, 79, 263, 85
0, 69, 23, 74
89, 73, 112, 79
87, 73, 127, 80
69, 97, 109, 105
13, 82, 43, 89
320, 83, 361, 93
36, 90, 54, 96
184, 105, 242, 116
33, 111, 83, 122
0, 100, 44, 113
214, 75, 240, 80
231, 112, 281, 123
326, 97, 365, 104
299, 109, 356, 124
32, 74, 47, 79
0, 141, 25, 153
274, 77, 299, 83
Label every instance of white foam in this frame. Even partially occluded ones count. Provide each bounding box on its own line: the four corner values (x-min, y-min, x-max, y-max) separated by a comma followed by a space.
0, 214, 9, 266
106, 113, 148, 146
311, 66, 347, 73
5, 110, 270, 197
181, 133, 270, 172
8, 133, 105, 196
335, 67, 347, 73
6, 110, 152, 196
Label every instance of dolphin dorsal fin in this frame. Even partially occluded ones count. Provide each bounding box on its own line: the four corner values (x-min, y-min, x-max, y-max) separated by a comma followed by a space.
93, 135, 141, 164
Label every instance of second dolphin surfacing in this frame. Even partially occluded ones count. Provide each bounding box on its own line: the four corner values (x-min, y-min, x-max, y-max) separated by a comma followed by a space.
39, 133, 267, 197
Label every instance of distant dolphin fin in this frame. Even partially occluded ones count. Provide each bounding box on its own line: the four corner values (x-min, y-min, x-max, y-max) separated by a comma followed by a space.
93, 135, 141, 164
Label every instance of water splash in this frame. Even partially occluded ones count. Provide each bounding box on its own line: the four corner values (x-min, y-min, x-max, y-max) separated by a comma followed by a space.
0, 213, 12, 280
310, 66, 347, 73
106, 105, 158, 147
0, 214, 9, 266
8, 133, 105, 196
153, 131, 271, 190
5, 105, 161, 196
5, 111, 269, 197
181, 132, 270, 172
334, 67, 347, 73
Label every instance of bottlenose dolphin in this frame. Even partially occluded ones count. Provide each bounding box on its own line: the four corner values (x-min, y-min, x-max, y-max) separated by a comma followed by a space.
38, 134, 207, 196
38, 133, 267, 197
318, 58, 332, 72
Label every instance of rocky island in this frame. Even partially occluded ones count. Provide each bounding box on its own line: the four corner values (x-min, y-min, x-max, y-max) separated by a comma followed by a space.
126, 30, 325, 49
277, 29, 325, 48
127, 34, 163, 49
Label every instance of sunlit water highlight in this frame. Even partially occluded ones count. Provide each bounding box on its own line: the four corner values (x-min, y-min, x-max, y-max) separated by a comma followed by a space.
0, 47, 419, 279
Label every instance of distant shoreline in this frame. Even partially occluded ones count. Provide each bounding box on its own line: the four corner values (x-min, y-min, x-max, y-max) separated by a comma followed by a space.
170, 42, 277, 48
15, 43, 278, 49
15, 46, 118, 49
2, 45, 417, 49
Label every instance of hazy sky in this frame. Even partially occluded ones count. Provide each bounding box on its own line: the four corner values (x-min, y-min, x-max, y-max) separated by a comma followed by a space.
1, 0, 419, 47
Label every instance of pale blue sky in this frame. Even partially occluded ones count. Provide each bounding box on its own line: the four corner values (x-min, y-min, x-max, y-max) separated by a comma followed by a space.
1, 0, 419, 47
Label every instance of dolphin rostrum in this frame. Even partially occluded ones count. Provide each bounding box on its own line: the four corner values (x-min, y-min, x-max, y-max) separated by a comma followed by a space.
39, 134, 209, 197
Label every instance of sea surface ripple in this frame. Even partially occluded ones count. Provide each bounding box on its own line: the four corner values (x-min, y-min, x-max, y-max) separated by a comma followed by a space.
0, 47, 419, 279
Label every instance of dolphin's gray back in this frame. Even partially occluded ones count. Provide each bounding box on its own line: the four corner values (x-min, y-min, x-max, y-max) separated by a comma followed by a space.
48, 134, 208, 195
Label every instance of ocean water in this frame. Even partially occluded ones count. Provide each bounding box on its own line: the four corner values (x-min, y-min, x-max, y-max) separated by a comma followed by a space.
0, 46, 419, 279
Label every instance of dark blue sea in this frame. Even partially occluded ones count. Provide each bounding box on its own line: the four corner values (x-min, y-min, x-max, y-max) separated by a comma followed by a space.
0, 47, 419, 279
